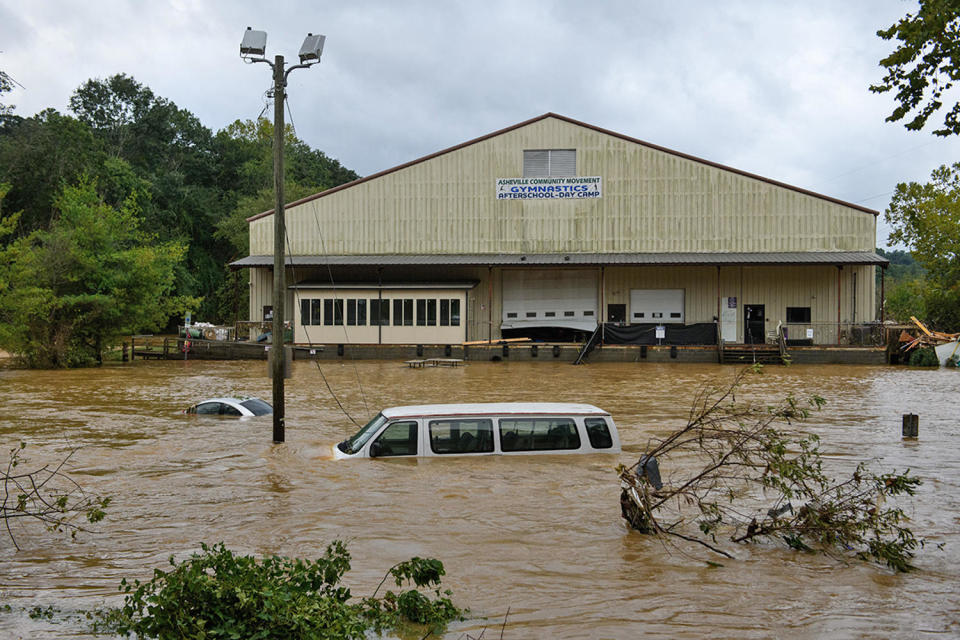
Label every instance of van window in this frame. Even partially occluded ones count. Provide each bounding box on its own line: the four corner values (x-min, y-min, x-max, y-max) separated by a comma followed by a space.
373, 421, 418, 456
499, 418, 581, 451
429, 419, 494, 454
584, 417, 614, 449
338, 413, 387, 454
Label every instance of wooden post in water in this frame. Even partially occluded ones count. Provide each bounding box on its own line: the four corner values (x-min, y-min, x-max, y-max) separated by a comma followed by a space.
902, 413, 919, 438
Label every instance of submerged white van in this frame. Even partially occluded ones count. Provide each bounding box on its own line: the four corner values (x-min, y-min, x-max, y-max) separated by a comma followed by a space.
333, 402, 621, 459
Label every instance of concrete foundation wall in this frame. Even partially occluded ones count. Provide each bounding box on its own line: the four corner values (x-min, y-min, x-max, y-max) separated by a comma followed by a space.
146, 340, 886, 366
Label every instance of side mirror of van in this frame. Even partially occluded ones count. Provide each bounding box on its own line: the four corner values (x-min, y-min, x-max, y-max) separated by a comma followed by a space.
369, 442, 383, 458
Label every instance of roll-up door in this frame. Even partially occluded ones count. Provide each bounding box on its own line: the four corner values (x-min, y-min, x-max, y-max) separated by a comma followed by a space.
630, 289, 685, 324
502, 269, 598, 331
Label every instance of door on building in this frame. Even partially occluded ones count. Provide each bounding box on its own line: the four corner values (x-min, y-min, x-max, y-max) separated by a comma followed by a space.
501, 269, 598, 332
629, 289, 685, 323
744, 305, 765, 344
607, 304, 626, 323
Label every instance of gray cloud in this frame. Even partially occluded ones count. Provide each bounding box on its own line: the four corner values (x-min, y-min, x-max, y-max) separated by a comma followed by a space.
3, 0, 959, 247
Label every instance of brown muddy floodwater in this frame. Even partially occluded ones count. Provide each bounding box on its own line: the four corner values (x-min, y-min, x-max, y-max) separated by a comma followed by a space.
0, 359, 958, 638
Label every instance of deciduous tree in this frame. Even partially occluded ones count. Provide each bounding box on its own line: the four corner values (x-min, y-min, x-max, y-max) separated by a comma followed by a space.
0, 180, 196, 367
871, 0, 960, 136
885, 162, 960, 330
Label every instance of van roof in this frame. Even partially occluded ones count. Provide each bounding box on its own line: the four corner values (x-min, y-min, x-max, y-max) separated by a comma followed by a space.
381, 402, 610, 419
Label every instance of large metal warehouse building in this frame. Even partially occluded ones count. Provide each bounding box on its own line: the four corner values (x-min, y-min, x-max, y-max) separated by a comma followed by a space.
233, 113, 886, 349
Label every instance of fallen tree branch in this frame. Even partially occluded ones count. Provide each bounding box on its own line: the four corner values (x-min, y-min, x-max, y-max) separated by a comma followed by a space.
619, 366, 924, 572
1, 443, 110, 550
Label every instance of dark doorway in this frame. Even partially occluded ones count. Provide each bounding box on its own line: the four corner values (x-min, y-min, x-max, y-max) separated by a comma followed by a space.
744, 305, 765, 344
607, 304, 626, 323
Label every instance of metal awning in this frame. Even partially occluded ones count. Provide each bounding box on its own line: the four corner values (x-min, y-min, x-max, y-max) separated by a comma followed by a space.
231, 251, 889, 268
290, 281, 477, 290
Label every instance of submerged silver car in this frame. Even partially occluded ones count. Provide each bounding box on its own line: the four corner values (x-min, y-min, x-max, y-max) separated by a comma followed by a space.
184, 397, 273, 417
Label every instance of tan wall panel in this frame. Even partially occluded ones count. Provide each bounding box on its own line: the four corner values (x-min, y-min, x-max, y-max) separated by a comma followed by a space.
249, 118, 878, 258
249, 267, 273, 322
600, 265, 878, 343
603, 267, 719, 323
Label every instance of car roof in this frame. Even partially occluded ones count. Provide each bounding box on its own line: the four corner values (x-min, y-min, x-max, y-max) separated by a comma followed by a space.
381, 402, 610, 419
194, 397, 259, 405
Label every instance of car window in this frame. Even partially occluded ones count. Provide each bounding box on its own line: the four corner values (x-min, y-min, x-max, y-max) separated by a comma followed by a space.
584, 417, 614, 449
221, 404, 243, 416
239, 398, 272, 416
429, 419, 494, 454
195, 402, 221, 415
373, 421, 418, 456
499, 418, 581, 451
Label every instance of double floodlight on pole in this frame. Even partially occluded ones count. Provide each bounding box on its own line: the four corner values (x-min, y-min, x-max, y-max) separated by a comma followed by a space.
240, 26, 325, 444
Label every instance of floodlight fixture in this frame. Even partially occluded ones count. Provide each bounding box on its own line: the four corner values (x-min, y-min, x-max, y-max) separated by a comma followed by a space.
298, 33, 326, 64
240, 27, 267, 58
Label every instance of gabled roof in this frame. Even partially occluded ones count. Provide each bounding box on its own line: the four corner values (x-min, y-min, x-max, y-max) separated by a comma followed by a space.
247, 113, 879, 223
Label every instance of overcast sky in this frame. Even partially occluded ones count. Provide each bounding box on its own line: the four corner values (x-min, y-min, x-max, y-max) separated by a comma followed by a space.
3, 1, 958, 248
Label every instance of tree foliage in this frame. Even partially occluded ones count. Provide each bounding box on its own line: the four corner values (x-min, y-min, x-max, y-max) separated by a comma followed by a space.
0, 72, 359, 331
619, 368, 925, 572
871, 0, 960, 136
0, 109, 110, 233
885, 162, 960, 330
214, 117, 358, 257
875, 249, 928, 322
96, 541, 463, 639
0, 180, 195, 367
0, 69, 15, 117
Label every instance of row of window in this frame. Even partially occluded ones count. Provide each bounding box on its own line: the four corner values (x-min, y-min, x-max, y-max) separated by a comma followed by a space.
373, 417, 614, 456
300, 298, 461, 328
505, 310, 594, 319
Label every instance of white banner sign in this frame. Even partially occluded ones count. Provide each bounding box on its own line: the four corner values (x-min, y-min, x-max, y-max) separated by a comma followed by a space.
496, 176, 602, 200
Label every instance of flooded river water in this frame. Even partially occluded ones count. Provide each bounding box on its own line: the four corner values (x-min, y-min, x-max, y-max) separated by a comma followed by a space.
0, 359, 958, 638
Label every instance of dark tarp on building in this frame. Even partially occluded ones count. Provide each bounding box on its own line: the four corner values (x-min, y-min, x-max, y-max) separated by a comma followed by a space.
602, 322, 717, 346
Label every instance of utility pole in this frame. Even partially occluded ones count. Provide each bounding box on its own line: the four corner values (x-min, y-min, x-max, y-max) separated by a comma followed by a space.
271, 53, 286, 443
241, 27, 326, 443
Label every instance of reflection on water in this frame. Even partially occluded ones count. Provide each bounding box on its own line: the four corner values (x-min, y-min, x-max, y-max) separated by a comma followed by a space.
0, 359, 958, 638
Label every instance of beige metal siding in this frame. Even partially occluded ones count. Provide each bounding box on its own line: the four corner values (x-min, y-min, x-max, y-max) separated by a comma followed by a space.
600, 264, 877, 343
604, 267, 719, 323
251, 118, 876, 257
249, 267, 273, 322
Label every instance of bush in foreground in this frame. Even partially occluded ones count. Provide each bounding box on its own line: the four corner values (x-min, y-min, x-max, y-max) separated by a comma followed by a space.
96, 541, 463, 639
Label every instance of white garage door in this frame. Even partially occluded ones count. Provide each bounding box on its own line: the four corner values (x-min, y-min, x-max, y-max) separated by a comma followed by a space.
630, 289, 685, 324
502, 269, 598, 331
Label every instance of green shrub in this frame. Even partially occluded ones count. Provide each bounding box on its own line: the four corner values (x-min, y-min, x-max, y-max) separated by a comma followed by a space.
97, 541, 463, 639
909, 346, 940, 367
